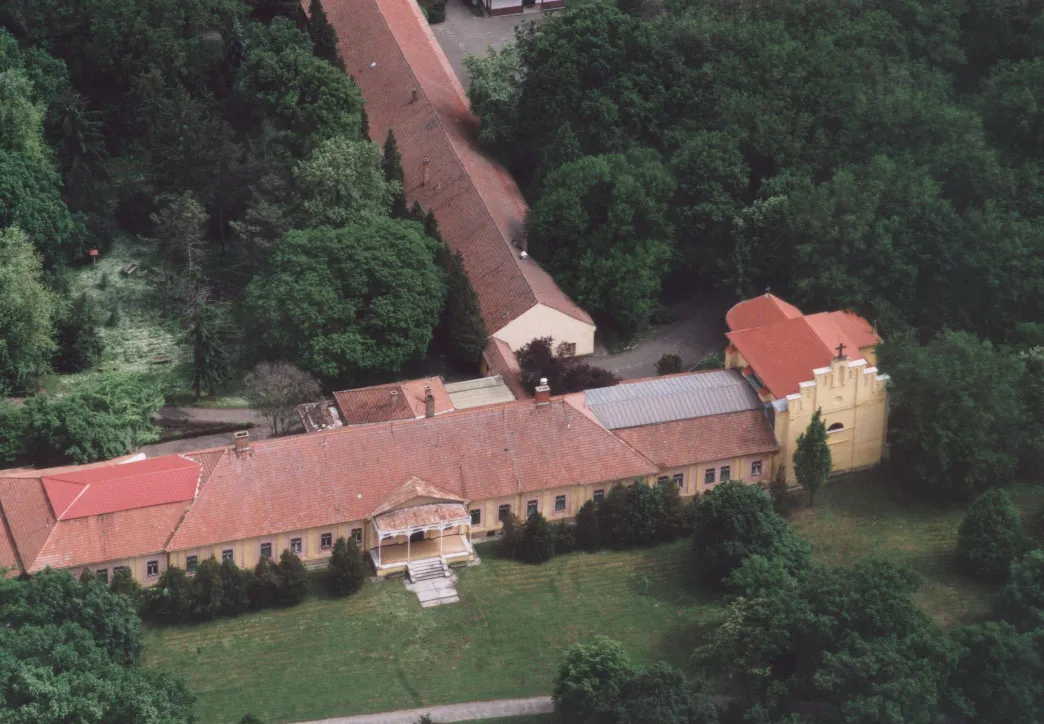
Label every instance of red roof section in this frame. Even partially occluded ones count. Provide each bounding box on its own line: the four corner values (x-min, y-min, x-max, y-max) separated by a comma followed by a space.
818, 310, 879, 349
482, 338, 528, 400
323, 0, 593, 333
614, 410, 779, 470
333, 377, 454, 426
42, 456, 201, 520
726, 293, 804, 331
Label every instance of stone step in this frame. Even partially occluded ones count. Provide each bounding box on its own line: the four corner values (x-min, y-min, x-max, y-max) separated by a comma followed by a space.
407, 558, 449, 583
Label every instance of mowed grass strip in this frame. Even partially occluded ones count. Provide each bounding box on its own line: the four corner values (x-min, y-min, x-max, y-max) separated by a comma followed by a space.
143, 541, 722, 724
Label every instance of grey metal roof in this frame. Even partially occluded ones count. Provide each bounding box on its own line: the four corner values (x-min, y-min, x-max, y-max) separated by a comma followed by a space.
585, 370, 762, 430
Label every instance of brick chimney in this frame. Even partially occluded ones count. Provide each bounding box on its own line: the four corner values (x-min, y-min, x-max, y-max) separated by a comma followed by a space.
233, 430, 251, 458
422, 157, 430, 186
535, 377, 550, 406
424, 385, 435, 418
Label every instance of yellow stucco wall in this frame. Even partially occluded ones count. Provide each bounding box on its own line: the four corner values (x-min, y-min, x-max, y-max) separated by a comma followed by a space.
494, 304, 597, 356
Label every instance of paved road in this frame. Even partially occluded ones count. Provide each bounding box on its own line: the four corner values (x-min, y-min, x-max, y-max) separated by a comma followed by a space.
590, 296, 731, 380
298, 696, 553, 724
141, 406, 272, 456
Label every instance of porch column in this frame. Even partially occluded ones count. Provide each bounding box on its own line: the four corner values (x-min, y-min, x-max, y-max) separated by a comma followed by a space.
407, 531, 411, 563
378, 535, 382, 567
440, 527, 444, 556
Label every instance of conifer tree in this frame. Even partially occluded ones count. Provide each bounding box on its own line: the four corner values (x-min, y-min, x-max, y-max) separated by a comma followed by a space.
190, 558, 225, 621
250, 556, 281, 609
794, 408, 831, 506
575, 499, 602, 551
187, 298, 230, 399
382, 130, 408, 218
325, 537, 367, 596
54, 292, 103, 373
521, 512, 556, 563
219, 557, 251, 616
424, 210, 487, 367
277, 549, 310, 606
308, 0, 345, 71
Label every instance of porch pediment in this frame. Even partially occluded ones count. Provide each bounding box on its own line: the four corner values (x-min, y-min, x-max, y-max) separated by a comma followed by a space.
372, 502, 470, 537
368, 476, 467, 518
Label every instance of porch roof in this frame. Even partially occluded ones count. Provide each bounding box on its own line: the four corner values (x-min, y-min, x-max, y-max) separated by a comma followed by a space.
373, 503, 470, 537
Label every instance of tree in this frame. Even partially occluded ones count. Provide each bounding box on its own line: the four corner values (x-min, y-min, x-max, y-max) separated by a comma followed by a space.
691, 481, 811, 586
0, 226, 55, 392
793, 408, 831, 505
552, 637, 632, 724
0, 402, 28, 465
277, 549, 310, 606
499, 512, 522, 560
655, 354, 682, 376
243, 361, 322, 436
526, 150, 675, 340
53, 292, 103, 374
432, 248, 488, 369
243, 221, 446, 382
151, 192, 207, 286
382, 129, 408, 219
575, 499, 602, 552
250, 556, 282, 609
294, 135, 399, 227
144, 566, 193, 625
516, 337, 618, 395
612, 662, 718, 724
520, 512, 556, 564
325, 536, 366, 596
554, 521, 576, 555
956, 488, 1025, 581
190, 557, 225, 621
462, 44, 520, 150
185, 295, 231, 399
218, 557, 252, 617
997, 549, 1044, 631
308, 0, 344, 70
879, 331, 1030, 501
109, 566, 141, 601
657, 480, 690, 542
947, 621, 1044, 724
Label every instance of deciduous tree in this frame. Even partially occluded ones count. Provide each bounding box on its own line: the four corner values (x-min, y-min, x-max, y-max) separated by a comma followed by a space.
294, 136, 399, 228
0, 226, 56, 392
956, 488, 1025, 581
243, 361, 322, 436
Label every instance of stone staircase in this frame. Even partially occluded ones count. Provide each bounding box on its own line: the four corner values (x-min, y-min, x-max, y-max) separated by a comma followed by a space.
407, 557, 449, 583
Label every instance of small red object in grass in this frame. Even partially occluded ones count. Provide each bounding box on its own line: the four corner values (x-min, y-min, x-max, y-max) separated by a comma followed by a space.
88, 249, 99, 263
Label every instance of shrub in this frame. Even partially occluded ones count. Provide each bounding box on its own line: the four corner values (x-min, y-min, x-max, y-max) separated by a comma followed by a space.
239, 715, 264, 724
219, 558, 251, 617
957, 488, 1025, 581
600, 482, 663, 548
655, 353, 683, 375
996, 549, 1044, 630
691, 481, 811, 586
520, 512, 556, 563
145, 566, 193, 624
277, 550, 310, 606
250, 556, 282, 609
575, 500, 602, 551
190, 558, 225, 621
326, 536, 367, 596
657, 481, 692, 541
553, 637, 632, 723
948, 621, 1044, 724
109, 566, 141, 602
612, 662, 719, 724
554, 521, 576, 555
499, 512, 523, 559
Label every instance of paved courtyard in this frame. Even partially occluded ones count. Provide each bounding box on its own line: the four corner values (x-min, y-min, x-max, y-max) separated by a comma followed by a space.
430, 1, 548, 87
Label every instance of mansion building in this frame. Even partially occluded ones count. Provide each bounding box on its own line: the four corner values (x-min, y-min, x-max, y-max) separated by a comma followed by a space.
0, 295, 889, 585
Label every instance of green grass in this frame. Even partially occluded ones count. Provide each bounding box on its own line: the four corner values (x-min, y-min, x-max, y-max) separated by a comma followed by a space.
790, 471, 1044, 627
142, 542, 720, 724
470, 717, 553, 724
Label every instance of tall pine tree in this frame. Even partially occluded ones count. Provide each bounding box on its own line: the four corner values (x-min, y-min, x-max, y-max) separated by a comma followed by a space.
383, 130, 408, 219
308, 0, 345, 71
794, 408, 832, 506
186, 297, 231, 399
425, 210, 487, 368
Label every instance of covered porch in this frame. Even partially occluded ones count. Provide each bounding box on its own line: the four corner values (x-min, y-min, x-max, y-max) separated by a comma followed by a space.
369, 503, 474, 576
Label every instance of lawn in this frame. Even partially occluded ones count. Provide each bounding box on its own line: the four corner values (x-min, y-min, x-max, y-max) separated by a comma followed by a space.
789, 471, 1044, 627
143, 542, 721, 724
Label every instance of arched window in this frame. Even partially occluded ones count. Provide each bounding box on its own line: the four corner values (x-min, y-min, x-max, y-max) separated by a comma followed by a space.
827, 422, 845, 433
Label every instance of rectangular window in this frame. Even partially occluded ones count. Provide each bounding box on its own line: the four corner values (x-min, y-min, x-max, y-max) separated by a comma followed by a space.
593, 489, 605, 504
222, 549, 234, 562
656, 475, 670, 487
186, 555, 198, 573
672, 473, 684, 489
290, 537, 302, 555
260, 542, 272, 559
704, 468, 715, 485
470, 508, 481, 525
555, 494, 566, 512
720, 465, 731, 482
113, 565, 126, 575
751, 460, 763, 477
498, 504, 510, 521
351, 528, 362, 545
321, 533, 332, 550
96, 568, 108, 584
147, 560, 159, 577
527, 499, 538, 518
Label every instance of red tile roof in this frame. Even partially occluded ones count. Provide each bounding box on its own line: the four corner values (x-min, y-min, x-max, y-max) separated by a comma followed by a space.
726, 293, 804, 331
333, 377, 454, 425
483, 338, 528, 400
370, 476, 467, 517
613, 410, 779, 470
167, 398, 656, 550
817, 310, 879, 350
322, 0, 593, 333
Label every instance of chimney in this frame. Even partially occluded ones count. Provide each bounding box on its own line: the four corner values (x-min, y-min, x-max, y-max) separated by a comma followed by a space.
422, 157, 430, 186
535, 377, 551, 406
424, 385, 435, 418
411, 87, 419, 103
233, 430, 251, 457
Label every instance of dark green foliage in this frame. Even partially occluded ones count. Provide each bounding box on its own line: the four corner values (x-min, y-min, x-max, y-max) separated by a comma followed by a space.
947, 621, 1044, 724
793, 408, 831, 506
250, 556, 282, 610
879, 331, 1030, 501
239, 715, 264, 724
189, 558, 225, 621
383, 130, 408, 219
145, 566, 193, 625
186, 298, 231, 399
574, 499, 602, 552
499, 512, 523, 560
997, 549, 1044, 631
657, 480, 691, 542
0, 402, 28, 465
957, 488, 1025, 581
554, 521, 576, 555
53, 292, 103, 373
325, 536, 366, 597
655, 353, 682, 376
218, 558, 252, 616
308, 0, 344, 71
432, 249, 488, 369
691, 481, 811, 586
109, 566, 141, 601
516, 336, 618, 395
520, 512, 556, 564
277, 549, 309, 606
612, 662, 718, 724
552, 637, 633, 724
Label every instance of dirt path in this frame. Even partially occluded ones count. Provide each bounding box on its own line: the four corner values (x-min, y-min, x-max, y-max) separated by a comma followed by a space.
295, 696, 553, 724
